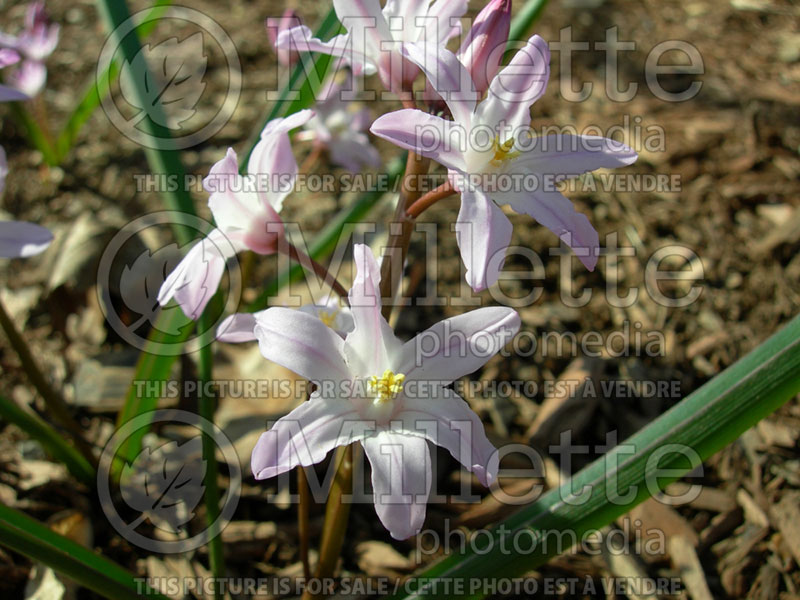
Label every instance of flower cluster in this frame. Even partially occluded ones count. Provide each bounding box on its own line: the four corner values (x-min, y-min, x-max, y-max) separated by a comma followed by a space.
0, 2, 59, 97
155, 0, 638, 539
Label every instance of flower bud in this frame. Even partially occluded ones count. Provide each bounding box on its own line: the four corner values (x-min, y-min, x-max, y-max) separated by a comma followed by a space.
456, 0, 512, 95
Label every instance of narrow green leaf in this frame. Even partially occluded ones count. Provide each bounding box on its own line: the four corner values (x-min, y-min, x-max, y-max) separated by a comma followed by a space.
94, 0, 197, 243
393, 313, 800, 600
507, 0, 549, 51
54, 0, 173, 162
238, 8, 343, 171
0, 503, 169, 600
8, 102, 58, 165
0, 395, 94, 486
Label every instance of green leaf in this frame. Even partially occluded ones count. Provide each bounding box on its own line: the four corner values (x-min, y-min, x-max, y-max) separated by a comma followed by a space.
8, 102, 58, 166
392, 313, 800, 600
507, 0, 549, 51
54, 0, 173, 162
0, 395, 94, 486
238, 8, 343, 171
0, 503, 170, 600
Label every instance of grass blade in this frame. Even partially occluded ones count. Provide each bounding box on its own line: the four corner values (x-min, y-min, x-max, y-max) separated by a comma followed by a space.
0, 503, 169, 600
238, 8, 343, 171
392, 313, 800, 599
54, 0, 173, 162
0, 395, 94, 486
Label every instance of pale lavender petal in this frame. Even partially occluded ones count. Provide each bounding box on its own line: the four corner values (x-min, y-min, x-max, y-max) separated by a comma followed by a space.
298, 298, 355, 338
363, 430, 431, 540
0, 220, 52, 258
397, 387, 499, 486
0, 83, 27, 102
327, 134, 381, 172
253, 306, 350, 385
216, 311, 262, 343
398, 305, 520, 383
473, 34, 550, 135
7, 59, 46, 97
251, 397, 363, 479
425, 0, 468, 44
509, 134, 638, 175
456, 0, 511, 96
0, 49, 20, 68
400, 42, 477, 127
247, 110, 314, 212
491, 186, 600, 271
453, 186, 513, 291
157, 228, 241, 320
344, 244, 400, 376
205, 148, 261, 231
275, 27, 374, 75
370, 109, 466, 172
333, 0, 392, 56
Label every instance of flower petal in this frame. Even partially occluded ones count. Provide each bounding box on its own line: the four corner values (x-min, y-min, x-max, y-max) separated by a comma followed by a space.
254, 306, 350, 386
399, 305, 520, 383
453, 185, 513, 291
216, 311, 262, 343
426, 0, 468, 45
345, 244, 402, 376
490, 186, 600, 271
333, 0, 393, 56
363, 430, 431, 539
473, 34, 550, 136
248, 110, 314, 212
251, 397, 363, 479
397, 387, 499, 486
157, 228, 241, 320
205, 148, 262, 231
509, 134, 638, 176
275, 27, 372, 72
0, 220, 52, 258
400, 42, 476, 127
370, 109, 466, 172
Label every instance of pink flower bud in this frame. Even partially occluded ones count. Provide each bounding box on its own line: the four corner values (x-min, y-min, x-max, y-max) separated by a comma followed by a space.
456, 0, 511, 95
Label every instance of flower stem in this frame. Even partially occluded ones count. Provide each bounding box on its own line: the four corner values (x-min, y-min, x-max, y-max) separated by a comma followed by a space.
302, 444, 355, 600
0, 294, 97, 470
379, 151, 431, 319
406, 181, 457, 218
280, 242, 349, 303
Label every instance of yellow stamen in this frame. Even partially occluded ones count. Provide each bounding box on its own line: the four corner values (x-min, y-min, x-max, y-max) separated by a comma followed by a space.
317, 308, 339, 328
367, 369, 406, 405
491, 136, 520, 165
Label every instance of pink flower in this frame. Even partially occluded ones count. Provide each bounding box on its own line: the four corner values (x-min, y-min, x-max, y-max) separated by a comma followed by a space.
250, 244, 519, 539
0, 2, 59, 97
217, 296, 355, 342
296, 73, 381, 172
371, 37, 638, 291
274, 0, 467, 92
456, 0, 511, 96
0, 49, 28, 102
158, 110, 313, 320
